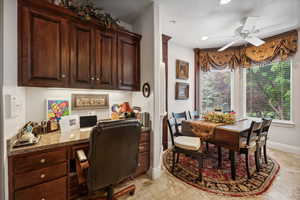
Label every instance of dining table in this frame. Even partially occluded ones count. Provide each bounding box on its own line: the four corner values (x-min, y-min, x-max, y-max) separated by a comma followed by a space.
182, 119, 257, 180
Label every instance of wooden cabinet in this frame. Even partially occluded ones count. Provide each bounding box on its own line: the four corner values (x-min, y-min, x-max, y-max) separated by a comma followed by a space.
95, 30, 117, 89
19, 6, 69, 87
18, 0, 141, 91
9, 130, 150, 200
70, 22, 95, 88
117, 33, 141, 91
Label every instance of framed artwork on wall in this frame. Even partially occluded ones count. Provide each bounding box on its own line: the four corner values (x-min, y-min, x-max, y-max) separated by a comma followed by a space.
176, 60, 189, 80
175, 82, 189, 100
46, 99, 70, 121
71, 94, 109, 110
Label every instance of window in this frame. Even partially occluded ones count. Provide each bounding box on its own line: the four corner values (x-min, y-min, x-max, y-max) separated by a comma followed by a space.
246, 60, 291, 121
200, 70, 232, 112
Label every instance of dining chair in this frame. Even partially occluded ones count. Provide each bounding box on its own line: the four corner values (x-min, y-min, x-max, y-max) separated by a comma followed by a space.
167, 117, 206, 182
172, 112, 188, 136
188, 110, 201, 120
239, 121, 262, 179
257, 118, 272, 164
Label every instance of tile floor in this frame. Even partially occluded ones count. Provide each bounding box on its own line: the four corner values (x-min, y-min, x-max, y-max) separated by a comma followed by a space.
120, 148, 300, 200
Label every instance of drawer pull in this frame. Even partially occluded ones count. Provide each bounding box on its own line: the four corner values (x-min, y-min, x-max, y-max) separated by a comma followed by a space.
41, 198, 46, 200
40, 158, 46, 163
40, 174, 46, 179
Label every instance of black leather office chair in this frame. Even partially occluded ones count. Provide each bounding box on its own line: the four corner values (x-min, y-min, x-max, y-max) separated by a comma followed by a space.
76, 119, 141, 200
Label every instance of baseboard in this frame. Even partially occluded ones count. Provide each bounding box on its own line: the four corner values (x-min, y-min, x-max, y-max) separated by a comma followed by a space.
148, 166, 161, 180
268, 141, 300, 155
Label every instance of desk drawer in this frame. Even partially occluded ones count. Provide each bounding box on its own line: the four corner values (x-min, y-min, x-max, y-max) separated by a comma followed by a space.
14, 149, 67, 173
15, 177, 67, 200
15, 162, 67, 190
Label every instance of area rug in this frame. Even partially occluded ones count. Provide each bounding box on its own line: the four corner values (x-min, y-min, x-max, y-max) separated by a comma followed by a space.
162, 145, 280, 197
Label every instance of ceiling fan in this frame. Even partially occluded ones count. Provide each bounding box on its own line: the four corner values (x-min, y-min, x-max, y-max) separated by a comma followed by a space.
218, 16, 266, 52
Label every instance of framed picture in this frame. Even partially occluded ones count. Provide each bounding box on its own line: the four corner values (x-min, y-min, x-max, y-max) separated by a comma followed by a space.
175, 82, 189, 100
176, 60, 189, 80
46, 99, 70, 121
71, 94, 109, 110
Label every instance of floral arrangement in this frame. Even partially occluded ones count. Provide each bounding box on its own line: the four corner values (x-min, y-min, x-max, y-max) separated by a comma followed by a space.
203, 111, 236, 124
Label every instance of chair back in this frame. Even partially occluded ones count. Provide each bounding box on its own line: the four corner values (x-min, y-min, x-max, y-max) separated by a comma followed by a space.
262, 118, 272, 134
167, 117, 177, 146
246, 121, 262, 145
88, 120, 141, 193
188, 110, 200, 120
172, 112, 187, 133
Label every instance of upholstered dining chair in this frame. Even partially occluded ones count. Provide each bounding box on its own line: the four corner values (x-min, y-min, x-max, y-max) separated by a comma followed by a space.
172, 112, 188, 136
239, 121, 262, 179
188, 110, 201, 120
167, 117, 206, 182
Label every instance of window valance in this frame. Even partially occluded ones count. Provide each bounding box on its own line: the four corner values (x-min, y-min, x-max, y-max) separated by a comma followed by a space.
195, 30, 298, 72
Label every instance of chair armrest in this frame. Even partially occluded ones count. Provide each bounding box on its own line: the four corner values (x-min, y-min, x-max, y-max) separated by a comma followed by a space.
77, 150, 88, 163
76, 149, 90, 184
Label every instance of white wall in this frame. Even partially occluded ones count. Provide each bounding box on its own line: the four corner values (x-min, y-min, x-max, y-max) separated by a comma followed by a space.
2, 0, 26, 199
267, 29, 300, 154
168, 42, 195, 114
0, 0, 4, 198
132, 2, 162, 179
25, 88, 132, 122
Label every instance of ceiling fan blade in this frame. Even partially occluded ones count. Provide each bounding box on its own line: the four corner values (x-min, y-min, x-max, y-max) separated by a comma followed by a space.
245, 36, 265, 46
242, 16, 259, 32
218, 40, 237, 52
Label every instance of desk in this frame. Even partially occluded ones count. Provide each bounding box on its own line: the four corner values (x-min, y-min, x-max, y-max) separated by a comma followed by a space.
7, 127, 151, 200
182, 119, 254, 180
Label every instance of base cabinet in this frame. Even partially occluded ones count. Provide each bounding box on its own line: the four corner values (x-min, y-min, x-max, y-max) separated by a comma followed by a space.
8, 130, 150, 200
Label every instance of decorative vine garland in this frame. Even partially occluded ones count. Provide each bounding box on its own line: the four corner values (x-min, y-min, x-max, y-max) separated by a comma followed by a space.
53, 0, 120, 29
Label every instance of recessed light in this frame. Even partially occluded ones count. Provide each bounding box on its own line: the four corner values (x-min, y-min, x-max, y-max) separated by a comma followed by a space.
169, 20, 176, 24
220, 0, 231, 5
201, 36, 208, 40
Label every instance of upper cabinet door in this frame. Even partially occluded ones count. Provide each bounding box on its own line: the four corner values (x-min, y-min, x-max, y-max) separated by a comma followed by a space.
70, 22, 95, 88
117, 33, 141, 91
95, 30, 116, 89
19, 7, 69, 87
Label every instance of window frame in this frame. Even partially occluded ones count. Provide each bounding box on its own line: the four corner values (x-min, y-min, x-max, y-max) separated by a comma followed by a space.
198, 59, 295, 127
199, 69, 234, 114
241, 59, 294, 126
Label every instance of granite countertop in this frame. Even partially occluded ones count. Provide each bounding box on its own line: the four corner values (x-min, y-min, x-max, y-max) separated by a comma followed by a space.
7, 126, 151, 157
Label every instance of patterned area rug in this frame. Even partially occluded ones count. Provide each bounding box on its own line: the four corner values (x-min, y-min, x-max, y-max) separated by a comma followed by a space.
162, 145, 280, 197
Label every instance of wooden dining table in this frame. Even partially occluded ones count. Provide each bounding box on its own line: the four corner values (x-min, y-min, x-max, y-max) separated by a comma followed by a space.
182, 119, 256, 180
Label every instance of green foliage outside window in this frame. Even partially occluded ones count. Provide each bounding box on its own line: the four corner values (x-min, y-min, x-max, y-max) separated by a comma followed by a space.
246, 60, 291, 121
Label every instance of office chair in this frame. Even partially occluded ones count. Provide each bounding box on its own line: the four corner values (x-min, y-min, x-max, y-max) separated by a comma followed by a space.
76, 119, 141, 200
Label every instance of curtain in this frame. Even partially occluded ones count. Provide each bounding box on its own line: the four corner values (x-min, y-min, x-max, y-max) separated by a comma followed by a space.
195, 30, 298, 71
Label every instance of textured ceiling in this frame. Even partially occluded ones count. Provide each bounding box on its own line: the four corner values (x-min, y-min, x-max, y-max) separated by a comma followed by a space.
93, 0, 152, 24
160, 0, 300, 48
92, 0, 300, 49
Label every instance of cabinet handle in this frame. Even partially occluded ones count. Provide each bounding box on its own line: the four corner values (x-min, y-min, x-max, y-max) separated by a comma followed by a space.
41, 198, 46, 200
61, 74, 66, 78
40, 174, 46, 179
90, 77, 95, 81
40, 158, 46, 163
96, 77, 100, 81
